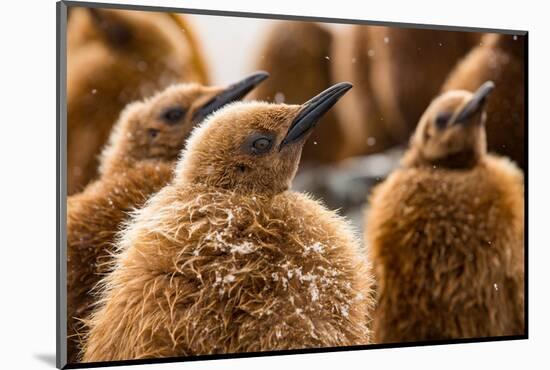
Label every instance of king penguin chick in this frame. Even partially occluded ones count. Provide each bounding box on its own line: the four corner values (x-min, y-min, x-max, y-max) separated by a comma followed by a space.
82, 83, 375, 362
67, 7, 209, 194
366, 82, 524, 343
67, 72, 268, 363
442, 33, 526, 170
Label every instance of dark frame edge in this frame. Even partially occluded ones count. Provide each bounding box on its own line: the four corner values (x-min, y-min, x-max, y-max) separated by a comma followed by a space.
523, 32, 529, 339
63, 335, 527, 369
57, 1, 68, 369
62, 0, 528, 35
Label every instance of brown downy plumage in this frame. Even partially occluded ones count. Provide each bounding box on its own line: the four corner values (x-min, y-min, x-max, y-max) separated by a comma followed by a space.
67, 73, 268, 363
366, 82, 524, 343
442, 33, 525, 170
249, 21, 349, 164
333, 26, 481, 155
82, 83, 375, 362
67, 7, 209, 194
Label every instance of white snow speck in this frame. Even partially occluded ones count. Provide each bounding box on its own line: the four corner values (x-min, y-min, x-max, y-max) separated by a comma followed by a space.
324, 55, 330, 60
274, 92, 285, 103
368, 49, 375, 57
340, 305, 349, 317
313, 141, 318, 145
384, 36, 389, 44
223, 274, 235, 283
513, 35, 518, 40
229, 241, 257, 254
310, 284, 319, 302
304, 242, 325, 254
493, 283, 499, 291
367, 137, 376, 146
91, 89, 97, 95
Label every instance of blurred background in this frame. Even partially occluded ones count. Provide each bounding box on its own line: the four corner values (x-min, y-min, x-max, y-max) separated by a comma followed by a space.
67, 6, 525, 237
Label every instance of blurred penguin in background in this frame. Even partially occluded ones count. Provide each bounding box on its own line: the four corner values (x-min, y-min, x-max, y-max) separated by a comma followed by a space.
252, 23, 481, 163
82, 83, 375, 361
442, 33, 525, 170
67, 7, 209, 194
366, 82, 524, 343
332, 26, 480, 155
66, 73, 268, 362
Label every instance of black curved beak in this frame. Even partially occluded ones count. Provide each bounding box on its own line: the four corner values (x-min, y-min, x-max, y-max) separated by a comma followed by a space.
454, 81, 495, 124
192, 71, 269, 123
280, 82, 353, 149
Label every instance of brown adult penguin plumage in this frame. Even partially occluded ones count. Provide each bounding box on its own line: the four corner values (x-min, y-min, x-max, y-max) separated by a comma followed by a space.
250, 21, 350, 163
82, 83, 374, 362
331, 26, 481, 154
442, 33, 526, 170
67, 73, 268, 363
67, 7, 209, 194
366, 82, 524, 343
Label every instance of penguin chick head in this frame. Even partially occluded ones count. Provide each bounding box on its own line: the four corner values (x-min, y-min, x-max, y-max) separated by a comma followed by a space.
177, 83, 353, 195
405, 81, 495, 169
99, 72, 269, 175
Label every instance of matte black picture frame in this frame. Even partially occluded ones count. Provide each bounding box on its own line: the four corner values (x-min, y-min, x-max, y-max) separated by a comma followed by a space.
56, 1, 528, 368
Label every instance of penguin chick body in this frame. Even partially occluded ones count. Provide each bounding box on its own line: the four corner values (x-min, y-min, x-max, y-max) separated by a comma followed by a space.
366, 83, 524, 343
67, 73, 268, 363
442, 33, 525, 169
83, 84, 374, 362
67, 7, 209, 194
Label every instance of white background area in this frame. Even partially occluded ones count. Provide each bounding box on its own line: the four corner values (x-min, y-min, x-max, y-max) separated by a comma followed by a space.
0, 0, 548, 369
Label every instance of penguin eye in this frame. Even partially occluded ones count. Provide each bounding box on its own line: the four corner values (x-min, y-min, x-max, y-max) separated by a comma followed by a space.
161, 107, 186, 124
242, 132, 276, 155
148, 128, 160, 139
252, 138, 271, 152
435, 112, 453, 129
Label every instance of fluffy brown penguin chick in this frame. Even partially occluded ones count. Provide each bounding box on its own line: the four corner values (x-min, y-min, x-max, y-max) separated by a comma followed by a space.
82, 83, 375, 362
67, 7, 209, 194
67, 72, 268, 363
442, 33, 526, 169
366, 82, 524, 343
